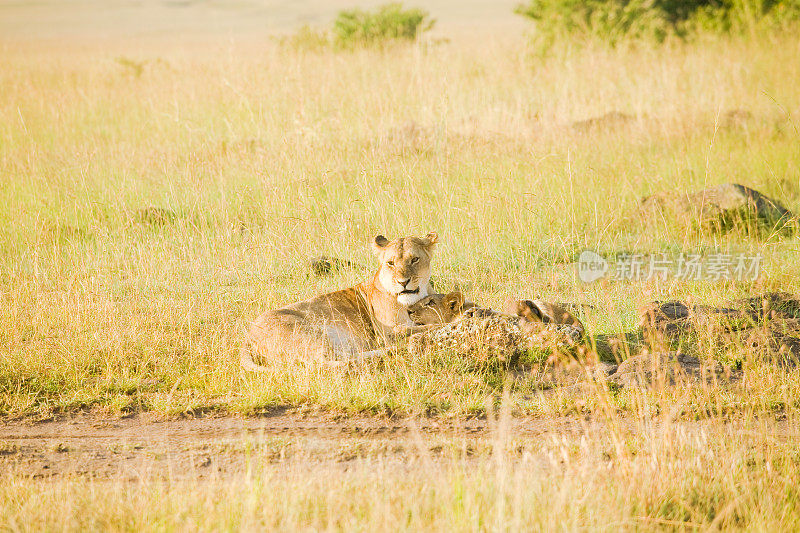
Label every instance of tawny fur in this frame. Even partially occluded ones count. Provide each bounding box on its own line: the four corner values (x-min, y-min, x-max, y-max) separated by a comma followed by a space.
502, 298, 585, 336
241, 233, 438, 371
394, 291, 480, 335
396, 292, 586, 361
400, 292, 585, 336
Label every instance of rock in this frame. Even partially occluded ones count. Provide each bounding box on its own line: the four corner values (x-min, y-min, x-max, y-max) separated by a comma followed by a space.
638, 301, 692, 339
638, 293, 800, 369
639, 301, 751, 341
728, 319, 800, 367
639, 292, 800, 343
732, 292, 800, 321
519, 360, 619, 401
640, 183, 794, 232
721, 109, 753, 129
571, 111, 634, 131
608, 351, 730, 389
135, 207, 178, 226
309, 256, 360, 275
522, 360, 618, 390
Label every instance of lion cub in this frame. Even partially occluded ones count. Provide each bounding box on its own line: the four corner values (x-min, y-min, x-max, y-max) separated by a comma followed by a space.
405, 292, 584, 335
502, 299, 585, 337
401, 292, 584, 361
394, 291, 480, 336
408, 292, 478, 324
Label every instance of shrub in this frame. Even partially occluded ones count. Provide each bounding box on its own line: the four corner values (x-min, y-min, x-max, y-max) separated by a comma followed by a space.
688, 0, 800, 34
515, 0, 672, 47
333, 3, 435, 47
515, 0, 800, 47
278, 25, 331, 51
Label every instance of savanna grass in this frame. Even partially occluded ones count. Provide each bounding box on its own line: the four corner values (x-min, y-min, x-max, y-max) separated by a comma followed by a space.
1, 31, 800, 418
2, 410, 800, 531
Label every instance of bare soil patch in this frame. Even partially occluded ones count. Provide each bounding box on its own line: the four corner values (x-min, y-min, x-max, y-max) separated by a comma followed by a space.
1, 412, 794, 481
0, 412, 580, 480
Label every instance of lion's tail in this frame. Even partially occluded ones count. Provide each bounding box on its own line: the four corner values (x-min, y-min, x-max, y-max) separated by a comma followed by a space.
240, 338, 271, 372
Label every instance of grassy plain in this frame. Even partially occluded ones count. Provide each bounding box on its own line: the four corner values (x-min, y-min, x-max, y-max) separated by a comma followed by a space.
3, 414, 800, 531
2, 25, 800, 530
2, 32, 800, 418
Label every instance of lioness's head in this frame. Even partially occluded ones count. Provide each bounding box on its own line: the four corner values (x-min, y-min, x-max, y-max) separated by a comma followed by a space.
407, 291, 472, 325
372, 232, 438, 306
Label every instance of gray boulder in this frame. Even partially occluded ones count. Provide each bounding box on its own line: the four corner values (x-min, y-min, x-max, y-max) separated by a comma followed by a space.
608, 351, 730, 389
572, 111, 634, 131
640, 183, 794, 232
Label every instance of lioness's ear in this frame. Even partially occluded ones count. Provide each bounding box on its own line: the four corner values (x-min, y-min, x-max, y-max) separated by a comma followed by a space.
423, 232, 439, 245
372, 235, 390, 255
445, 291, 464, 311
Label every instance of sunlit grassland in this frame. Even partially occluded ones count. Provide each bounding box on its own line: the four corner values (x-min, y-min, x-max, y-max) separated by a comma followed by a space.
1, 33, 800, 418
3, 414, 800, 531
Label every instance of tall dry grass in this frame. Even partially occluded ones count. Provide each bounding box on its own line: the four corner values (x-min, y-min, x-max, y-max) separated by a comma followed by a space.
2, 408, 800, 530
2, 24, 800, 531
1, 32, 800, 418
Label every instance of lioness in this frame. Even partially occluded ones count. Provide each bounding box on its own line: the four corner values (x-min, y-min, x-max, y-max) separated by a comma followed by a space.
241, 233, 438, 371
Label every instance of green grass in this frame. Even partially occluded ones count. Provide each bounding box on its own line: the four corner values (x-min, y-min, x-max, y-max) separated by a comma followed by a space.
4, 25, 800, 532
1, 33, 800, 419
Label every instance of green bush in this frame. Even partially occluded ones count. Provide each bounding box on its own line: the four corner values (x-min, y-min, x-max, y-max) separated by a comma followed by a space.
515, 0, 800, 47
278, 25, 331, 51
689, 0, 800, 34
515, 0, 672, 46
333, 3, 435, 47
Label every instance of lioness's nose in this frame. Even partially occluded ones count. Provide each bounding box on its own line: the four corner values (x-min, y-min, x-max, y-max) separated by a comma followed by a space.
397, 278, 410, 287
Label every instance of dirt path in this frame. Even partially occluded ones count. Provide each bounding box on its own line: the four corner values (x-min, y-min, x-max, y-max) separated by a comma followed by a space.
0, 412, 599, 480
1, 412, 792, 480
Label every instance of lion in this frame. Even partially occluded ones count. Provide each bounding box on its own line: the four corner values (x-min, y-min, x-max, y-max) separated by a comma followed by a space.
395, 291, 480, 335
402, 292, 585, 335
398, 292, 585, 361
502, 298, 585, 336
240, 232, 439, 371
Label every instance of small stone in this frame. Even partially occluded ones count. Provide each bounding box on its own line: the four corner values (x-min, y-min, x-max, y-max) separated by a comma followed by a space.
309, 256, 359, 275
135, 207, 178, 226
572, 111, 634, 131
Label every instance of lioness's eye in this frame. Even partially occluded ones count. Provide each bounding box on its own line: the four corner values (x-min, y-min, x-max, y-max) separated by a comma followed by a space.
387, 260, 394, 267
411, 257, 419, 264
